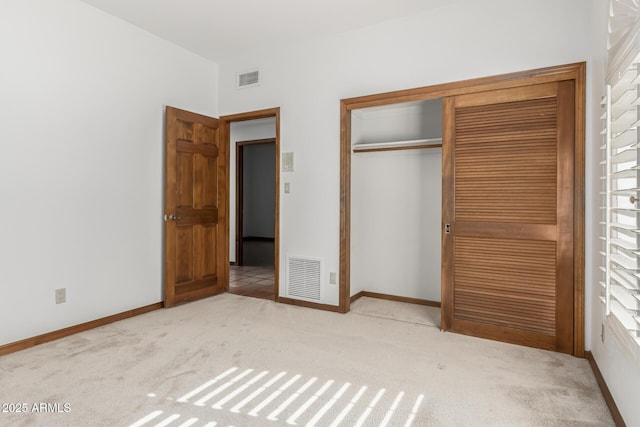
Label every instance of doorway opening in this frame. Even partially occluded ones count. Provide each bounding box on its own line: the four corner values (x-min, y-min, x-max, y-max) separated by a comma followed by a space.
348, 99, 443, 328
236, 138, 276, 267
232, 136, 276, 299
220, 109, 280, 301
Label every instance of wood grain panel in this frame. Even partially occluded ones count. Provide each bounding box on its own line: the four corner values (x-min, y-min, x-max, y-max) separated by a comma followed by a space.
204, 155, 218, 207
197, 123, 216, 145
175, 207, 218, 227
454, 222, 556, 241
555, 80, 576, 354
176, 120, 193, 141
176, 227, 193, 284
193, 153, 204, 210
177, 141, 218, 156
165, 106, 225, 307
176, 153, 193, 208
175, 278, 216, 295
454, 236, 557, 335
193, 224, 204, 281
203, 225, 217, 277
455, 97, 558, 224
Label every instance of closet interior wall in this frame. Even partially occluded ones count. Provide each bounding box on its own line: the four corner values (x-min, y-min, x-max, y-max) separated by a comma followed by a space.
350, 100, 442, 302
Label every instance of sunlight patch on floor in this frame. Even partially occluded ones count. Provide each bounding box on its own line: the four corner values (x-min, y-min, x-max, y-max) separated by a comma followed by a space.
130, 367, 425, 427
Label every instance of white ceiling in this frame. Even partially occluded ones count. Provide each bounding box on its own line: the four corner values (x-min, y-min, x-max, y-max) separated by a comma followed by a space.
79, 0, 452, 62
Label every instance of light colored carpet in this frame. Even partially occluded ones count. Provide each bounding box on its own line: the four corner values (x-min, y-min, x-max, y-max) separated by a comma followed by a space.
0, 293, 613, 426
350, 297, 440, 328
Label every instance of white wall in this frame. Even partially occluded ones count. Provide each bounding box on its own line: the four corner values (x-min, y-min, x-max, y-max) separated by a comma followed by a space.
0, 0, 218, 346
219, 0, 591, 306
351, 149, 442, 300
587, 1, 640, 426
229, 119, 276, 262
353, 100, 443, 145
243, 143, 276, 237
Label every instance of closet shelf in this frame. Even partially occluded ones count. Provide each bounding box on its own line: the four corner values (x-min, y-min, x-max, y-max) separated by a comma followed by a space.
352, 138, 442, 153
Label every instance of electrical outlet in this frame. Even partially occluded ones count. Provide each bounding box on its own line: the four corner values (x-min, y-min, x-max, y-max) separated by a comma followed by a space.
284, 182, 291, 194
329, 272, 337, 284
55, 288, 66, 304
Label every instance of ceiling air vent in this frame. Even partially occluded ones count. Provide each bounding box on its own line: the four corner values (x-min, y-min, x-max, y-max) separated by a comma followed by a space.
286, 255, 322, 302
237, 69, 259, 89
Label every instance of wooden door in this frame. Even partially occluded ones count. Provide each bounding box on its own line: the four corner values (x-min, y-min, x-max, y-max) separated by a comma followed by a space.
442, 81, 575, 353
164, 106, 228, 307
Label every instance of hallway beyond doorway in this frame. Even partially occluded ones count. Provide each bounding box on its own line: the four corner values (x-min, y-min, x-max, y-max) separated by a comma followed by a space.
229, 263, 274, 300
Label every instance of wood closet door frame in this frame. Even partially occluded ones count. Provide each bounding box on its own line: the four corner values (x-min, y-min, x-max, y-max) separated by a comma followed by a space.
338, 63, 585, 356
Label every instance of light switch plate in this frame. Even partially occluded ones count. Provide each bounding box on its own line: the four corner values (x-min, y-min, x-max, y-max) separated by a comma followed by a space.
55, 288, 66, 304
282, 152, 294, 172
284, 182, 291, 194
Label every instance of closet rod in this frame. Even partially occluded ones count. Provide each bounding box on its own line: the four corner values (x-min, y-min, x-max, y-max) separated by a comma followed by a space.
353, 142, 442, 153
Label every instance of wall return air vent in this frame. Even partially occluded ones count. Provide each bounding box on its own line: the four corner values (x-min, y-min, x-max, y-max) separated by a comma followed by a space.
286, 255, 322, 302
237, 69, 259, 88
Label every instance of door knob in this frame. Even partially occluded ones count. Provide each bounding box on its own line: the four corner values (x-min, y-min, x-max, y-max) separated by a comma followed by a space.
164, 214, 181, 221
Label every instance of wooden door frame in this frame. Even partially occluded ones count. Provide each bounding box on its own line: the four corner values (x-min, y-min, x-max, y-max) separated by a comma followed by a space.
220, 108, 281, 300
339, 63, 586, 356
235, 138, 277, 266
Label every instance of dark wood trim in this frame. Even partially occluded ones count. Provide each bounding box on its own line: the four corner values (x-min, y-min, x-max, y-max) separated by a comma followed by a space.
243, 236, 276, 242
441, 96, 455, 331
218, 115, 232, 291
573, 63, 586, 358
278, 297, 343, 312
360, 291, 441, 307
339, 63, 586, 356
353, 143, 442, 153
221, 108, 280, 123
238, 138, 276, 147
585, 351, 627, 427
0, 303, 163, 357
236, 141, 244, 265
230, 261, 237, 266
342, 62, 583, 111
350, 290, 441, 307
350, 291, 365, 303
339, 101, 351, 314
274, 111, 281, 301
556, 79, 576, 355
220, 108, 280, 300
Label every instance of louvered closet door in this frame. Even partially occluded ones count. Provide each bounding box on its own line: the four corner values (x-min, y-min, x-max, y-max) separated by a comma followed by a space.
442, 82, 575, 353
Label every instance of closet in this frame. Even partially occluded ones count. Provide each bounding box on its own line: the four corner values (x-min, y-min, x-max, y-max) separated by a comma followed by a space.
350, 100, 443, 306
339, 63, 585, 356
